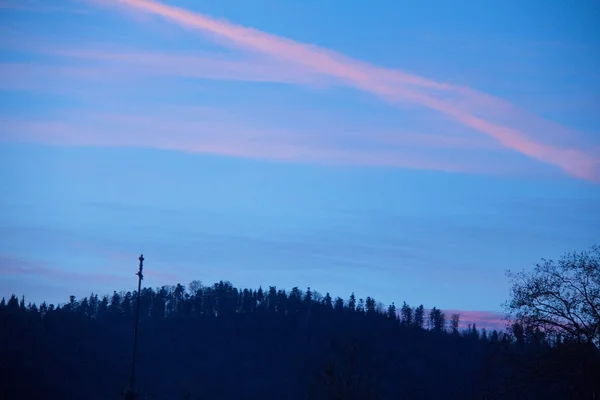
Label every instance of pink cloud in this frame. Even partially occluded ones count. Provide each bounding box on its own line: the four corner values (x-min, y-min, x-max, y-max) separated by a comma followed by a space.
87, 0, 599, 181
0, 59, 521, 176
0, 55, 554, 169
1, 28, 596, 180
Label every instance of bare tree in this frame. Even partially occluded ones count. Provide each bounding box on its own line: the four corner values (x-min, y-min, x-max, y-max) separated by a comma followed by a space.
505, 245, 600, 348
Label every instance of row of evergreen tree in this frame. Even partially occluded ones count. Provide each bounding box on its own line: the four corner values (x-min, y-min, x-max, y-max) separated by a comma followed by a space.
2, 281, 496, 338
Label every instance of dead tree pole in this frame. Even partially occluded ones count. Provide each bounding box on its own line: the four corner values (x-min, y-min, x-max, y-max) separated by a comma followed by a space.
124, 254, 144, 400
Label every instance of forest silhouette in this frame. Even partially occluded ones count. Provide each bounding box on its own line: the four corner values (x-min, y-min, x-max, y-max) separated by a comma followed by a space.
1, 248, 599, 399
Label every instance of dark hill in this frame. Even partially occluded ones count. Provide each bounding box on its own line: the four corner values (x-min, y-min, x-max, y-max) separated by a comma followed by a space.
1, 280, 598, 399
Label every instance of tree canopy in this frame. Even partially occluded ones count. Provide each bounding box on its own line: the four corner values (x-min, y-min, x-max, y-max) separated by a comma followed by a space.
505, 245, 600, 348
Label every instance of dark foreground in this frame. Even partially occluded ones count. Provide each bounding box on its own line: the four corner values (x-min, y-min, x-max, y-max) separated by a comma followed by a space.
1, 281, 599, 399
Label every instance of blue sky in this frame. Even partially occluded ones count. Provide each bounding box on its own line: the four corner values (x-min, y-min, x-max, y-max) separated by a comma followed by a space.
0, 0, 599, 327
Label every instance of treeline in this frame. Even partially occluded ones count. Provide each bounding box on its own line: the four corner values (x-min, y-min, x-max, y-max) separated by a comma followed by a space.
1, 280, 599, 399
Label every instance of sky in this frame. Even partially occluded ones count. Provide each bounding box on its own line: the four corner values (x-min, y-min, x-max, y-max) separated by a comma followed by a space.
0, 0, 599, 330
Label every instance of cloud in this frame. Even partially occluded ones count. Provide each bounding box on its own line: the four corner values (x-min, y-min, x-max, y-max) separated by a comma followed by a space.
49, 47, 323, 85
85, 0, 599, 182
0, 52, 518, 175
67, 241, 179, 282
0, 107, 541, 176
0, 253, 124, 284
0, 48, 322, 88
0, 0, 91, 13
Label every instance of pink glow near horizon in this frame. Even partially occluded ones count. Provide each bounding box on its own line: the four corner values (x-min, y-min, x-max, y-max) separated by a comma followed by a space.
91, 0, 599, 182
446, 309, 508, 332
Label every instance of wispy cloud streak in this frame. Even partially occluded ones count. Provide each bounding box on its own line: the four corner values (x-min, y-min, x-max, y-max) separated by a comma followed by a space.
0, 0, 91, 13
68, 241, 179, 281
93, 0, 599, 181
47, 48, 322, 84
0, 108, 542, 176
0, 254, 123, 284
